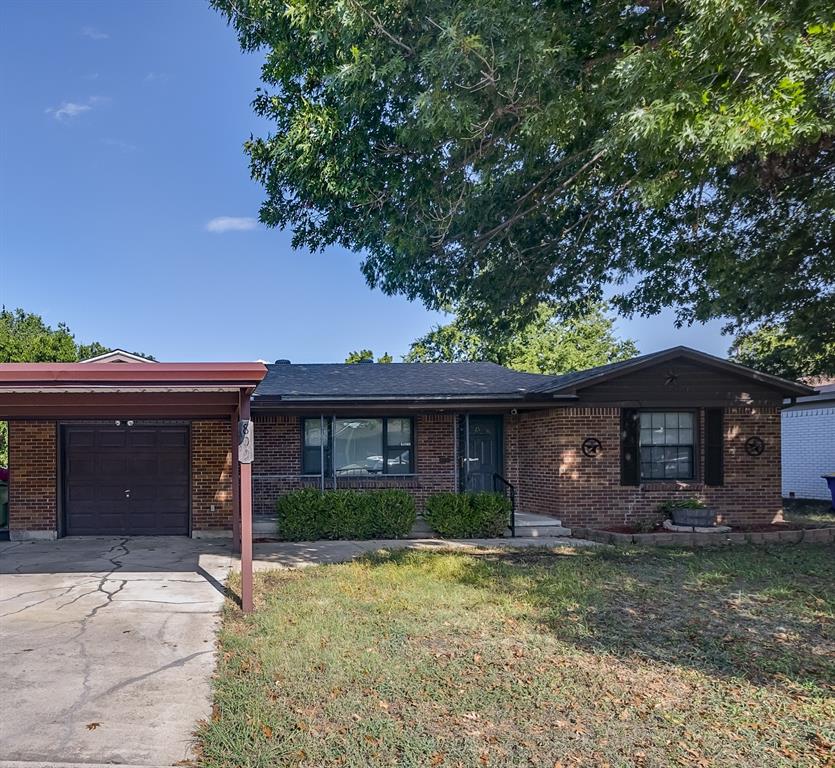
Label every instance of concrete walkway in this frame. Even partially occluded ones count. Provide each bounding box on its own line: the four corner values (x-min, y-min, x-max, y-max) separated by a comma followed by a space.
248, 535, 599, 571
0, 537, 233, 767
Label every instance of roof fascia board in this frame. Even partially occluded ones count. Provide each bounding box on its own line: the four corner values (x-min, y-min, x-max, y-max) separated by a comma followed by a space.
542, 347, 815, 397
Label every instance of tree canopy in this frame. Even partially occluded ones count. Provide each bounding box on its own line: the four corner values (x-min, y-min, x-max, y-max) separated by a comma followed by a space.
405, 303, 638, 373
213, 0, 834, 350
345, 349, 393, 363
0, 308, 153, 465
729, 322, 834, 379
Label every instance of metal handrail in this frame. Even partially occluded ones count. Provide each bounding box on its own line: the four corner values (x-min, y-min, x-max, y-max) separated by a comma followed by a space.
493, 472, 516, 537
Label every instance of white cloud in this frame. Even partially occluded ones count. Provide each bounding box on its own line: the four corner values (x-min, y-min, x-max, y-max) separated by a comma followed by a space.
144, 72, 170, 84
206, 216, 259, 233
46, 95, 107, 121
47, 101, 92, 120
81, 26, 109, 40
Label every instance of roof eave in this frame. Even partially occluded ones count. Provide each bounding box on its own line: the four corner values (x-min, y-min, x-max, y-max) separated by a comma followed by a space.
539, 347, 816, 397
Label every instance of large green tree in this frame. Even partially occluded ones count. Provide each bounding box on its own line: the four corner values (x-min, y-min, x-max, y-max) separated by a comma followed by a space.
405, 303, 638, 373
0, 308, 152, 465
213, 0, 834, 349
729, 322, 834, 379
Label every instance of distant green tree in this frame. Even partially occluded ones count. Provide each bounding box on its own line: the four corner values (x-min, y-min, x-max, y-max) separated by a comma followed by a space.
345, 349, 393, 363
0, 308, 79, 363
729, 323, 834, 379
0, 308, 154, 465
406, 303, 638, 373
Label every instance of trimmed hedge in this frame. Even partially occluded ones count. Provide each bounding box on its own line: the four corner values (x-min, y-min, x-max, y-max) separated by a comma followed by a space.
424, 492, 512, 538
276, 488, 416, 541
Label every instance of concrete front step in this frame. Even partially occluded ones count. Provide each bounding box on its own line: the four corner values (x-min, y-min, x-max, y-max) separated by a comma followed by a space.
510, 524, 572, 538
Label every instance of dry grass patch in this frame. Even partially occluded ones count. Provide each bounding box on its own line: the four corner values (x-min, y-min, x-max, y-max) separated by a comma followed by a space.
199, 544, 834, 768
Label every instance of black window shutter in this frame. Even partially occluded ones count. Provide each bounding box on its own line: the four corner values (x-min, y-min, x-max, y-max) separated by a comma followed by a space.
705, 408, 724, 486
620, 408, 640, 486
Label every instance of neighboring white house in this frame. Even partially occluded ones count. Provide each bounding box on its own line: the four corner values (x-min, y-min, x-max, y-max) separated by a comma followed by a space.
782, 382, 835, 501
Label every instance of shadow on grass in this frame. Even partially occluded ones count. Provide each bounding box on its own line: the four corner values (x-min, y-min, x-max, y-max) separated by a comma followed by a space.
361, 543, 835, 692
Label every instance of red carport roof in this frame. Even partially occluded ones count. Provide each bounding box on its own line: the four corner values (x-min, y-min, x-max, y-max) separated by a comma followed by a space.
0, 362, 267, 387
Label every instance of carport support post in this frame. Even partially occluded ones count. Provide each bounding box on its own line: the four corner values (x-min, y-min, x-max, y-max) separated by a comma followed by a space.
239, 392, 254, 613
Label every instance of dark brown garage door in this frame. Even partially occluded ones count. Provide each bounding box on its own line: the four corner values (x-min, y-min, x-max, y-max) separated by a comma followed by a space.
64, 425, 190, 536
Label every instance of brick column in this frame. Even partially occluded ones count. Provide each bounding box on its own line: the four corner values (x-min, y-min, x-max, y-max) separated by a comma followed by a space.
191, 420, 233, 534
9, 421, 58, 540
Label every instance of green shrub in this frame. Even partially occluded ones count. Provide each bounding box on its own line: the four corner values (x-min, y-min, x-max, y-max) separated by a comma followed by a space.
276, 488, 416, 541
276, 488, 326, 541
424, 492, 511, 538
325, 490, 375, 539
371, 489, 417, 538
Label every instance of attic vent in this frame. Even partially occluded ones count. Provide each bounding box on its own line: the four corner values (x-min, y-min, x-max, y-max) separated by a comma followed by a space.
275, 359, 291, 365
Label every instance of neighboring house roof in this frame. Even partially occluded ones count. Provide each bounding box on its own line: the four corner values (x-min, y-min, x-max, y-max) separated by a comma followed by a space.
253, 346, 814, 404
784, 381, 835, 407
80, 349, 156, 364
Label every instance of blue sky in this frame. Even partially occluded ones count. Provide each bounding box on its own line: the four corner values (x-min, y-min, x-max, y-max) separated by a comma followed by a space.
0, 1, 728, 363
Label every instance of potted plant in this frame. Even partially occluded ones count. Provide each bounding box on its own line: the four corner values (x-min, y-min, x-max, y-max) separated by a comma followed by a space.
659, 497, 717, 527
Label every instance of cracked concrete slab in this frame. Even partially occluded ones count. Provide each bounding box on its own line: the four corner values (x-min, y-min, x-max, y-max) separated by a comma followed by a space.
0, 536, 233, 766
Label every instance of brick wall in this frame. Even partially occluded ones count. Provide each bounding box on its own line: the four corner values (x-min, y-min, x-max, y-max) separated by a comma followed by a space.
782, 405, 835, 500
191, 420, 233, 530
517, 410, 560, 517
517, 406, 782, 528
8, 421, 57, 533
252, 413, 459, 515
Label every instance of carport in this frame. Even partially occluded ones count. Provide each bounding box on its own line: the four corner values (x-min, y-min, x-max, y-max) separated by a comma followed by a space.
0, 361, 266, 611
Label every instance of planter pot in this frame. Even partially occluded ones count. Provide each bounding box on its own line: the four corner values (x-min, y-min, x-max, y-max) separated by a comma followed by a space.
671, 507, 717, 527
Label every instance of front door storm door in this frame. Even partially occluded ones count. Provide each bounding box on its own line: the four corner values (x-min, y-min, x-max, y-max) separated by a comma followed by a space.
461, 415, 503, 492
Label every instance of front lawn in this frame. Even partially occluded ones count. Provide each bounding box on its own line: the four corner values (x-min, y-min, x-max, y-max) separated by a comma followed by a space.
784, 498, 835, 527
199, 545, 834, 768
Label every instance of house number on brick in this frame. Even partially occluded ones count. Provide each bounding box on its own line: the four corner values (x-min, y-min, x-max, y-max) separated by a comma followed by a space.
582, 437, 602, 458
745, 436, 765, 456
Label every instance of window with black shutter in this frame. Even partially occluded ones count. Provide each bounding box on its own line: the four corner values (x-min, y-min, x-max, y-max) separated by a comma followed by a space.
704, 408, 724, 486
620, 408, 640, 486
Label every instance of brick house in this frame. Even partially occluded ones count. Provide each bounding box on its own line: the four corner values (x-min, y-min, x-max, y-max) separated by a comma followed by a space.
0, 346, 817, 542
250, 347, 814, 529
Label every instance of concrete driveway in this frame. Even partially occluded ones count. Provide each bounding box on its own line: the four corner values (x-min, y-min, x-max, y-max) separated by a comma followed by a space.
0, 536, 234, 767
